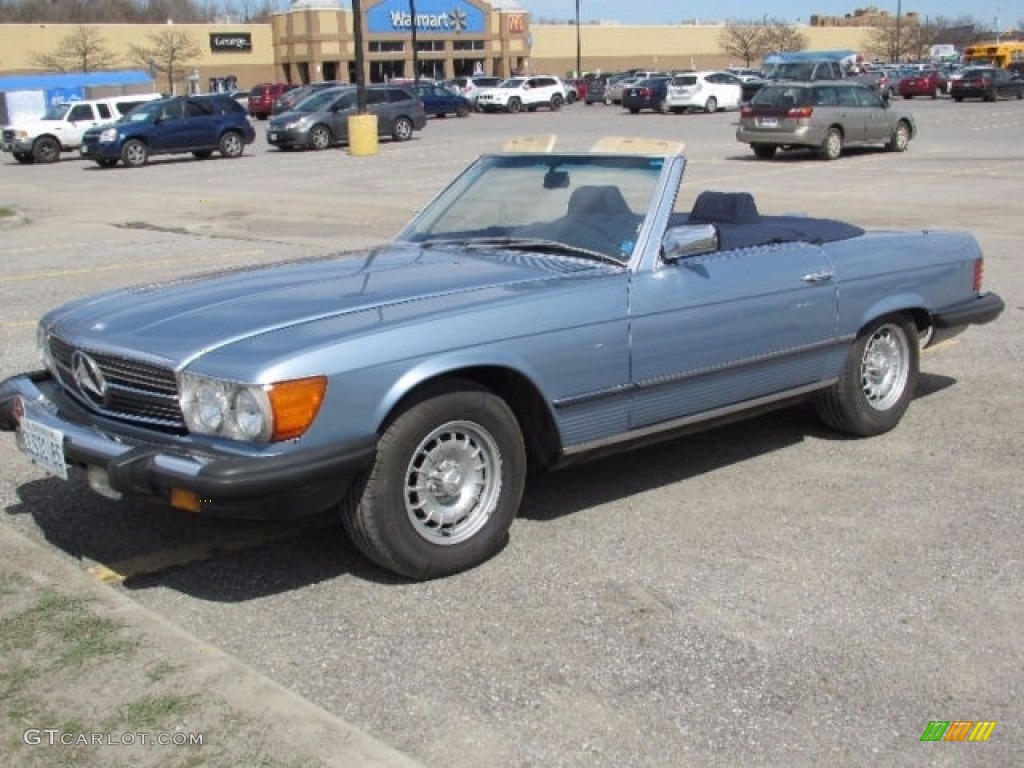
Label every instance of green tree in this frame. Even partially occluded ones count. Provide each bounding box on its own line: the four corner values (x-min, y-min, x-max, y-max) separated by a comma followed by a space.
29, 25, 119, 72
128, 29, 203, 94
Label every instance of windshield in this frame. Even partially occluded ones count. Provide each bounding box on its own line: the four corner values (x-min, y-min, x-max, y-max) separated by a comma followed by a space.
396, 153, 667, 263
41, 103, 72, 120
121, 100, 164, 123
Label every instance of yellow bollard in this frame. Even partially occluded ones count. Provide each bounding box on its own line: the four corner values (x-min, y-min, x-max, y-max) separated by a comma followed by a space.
347, 113, 379, 156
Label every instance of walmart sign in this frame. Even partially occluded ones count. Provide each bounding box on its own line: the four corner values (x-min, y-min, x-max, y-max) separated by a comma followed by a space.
368, 0, 484, 34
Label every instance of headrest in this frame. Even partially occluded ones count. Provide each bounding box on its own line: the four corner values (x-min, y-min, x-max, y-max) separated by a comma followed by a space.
690, 191, 761, 224
568, 185, 631, 216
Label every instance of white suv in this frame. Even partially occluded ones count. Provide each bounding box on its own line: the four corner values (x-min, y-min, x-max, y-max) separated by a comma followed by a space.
2, 94, 162, 164
476, 76, 567, 113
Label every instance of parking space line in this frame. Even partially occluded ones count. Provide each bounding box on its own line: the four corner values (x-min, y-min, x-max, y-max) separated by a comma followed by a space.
0, 249, 266, 283
86, 515, 335, 584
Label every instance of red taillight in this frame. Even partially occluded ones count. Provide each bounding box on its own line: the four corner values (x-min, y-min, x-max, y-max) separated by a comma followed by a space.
640, 87, 653, 97
740, 106, 753, 117
973, 258, 984, 292
788, 106, 813, 119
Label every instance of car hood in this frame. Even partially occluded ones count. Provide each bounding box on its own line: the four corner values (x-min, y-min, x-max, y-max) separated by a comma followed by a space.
43, 241, 614, 368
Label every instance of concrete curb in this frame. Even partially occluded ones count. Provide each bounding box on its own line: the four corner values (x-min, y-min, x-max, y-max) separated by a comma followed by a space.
0, 524, 426, 768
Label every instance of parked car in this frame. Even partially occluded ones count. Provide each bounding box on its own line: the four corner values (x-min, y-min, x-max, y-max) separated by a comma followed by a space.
736, 81, 916, 160
414, 82, 471, 117
621, 76, 672, 113
584, 74, 613, 105
272, 81, 346, 115
949, 67, 1024, 101
266, 84, 426, 150
447, 75, 501, 109
1, 93, 162, 164
79, 94, 256, 168
661, 70, 744, 113
247, 82, 294, 119
0, 137, 1003, 579
898, 68, 949, 99
475, 75, 567, 113
604, 75, 644, 105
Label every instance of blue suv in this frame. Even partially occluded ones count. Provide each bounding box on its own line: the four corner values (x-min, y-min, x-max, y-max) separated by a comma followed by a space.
80, 95, 255, 168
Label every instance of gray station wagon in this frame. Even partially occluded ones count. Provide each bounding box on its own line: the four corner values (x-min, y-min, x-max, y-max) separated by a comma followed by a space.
736, 81, 915, 161
266, 84, 427, 150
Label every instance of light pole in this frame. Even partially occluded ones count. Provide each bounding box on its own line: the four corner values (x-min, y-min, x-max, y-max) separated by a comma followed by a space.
895, 0, 901, 63
575, 0, 581, 78
409, 1, 420, 83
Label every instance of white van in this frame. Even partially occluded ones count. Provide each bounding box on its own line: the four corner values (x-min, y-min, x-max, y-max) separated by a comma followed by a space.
1, 93, 162, 164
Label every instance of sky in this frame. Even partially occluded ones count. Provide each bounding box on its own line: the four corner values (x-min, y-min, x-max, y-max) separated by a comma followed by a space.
512, 1, 1011, 27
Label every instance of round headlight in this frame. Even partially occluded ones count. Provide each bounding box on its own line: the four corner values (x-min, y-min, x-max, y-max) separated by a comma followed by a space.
194, 380, 228, 432
232, 388, 268, 440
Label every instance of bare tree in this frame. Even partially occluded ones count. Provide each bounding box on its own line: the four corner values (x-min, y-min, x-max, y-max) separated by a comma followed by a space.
28, 24, 119, 72
719, 19, 806, 66
128, 28, 203, 94
719, 22, 767, 67
760, 19, 808, 55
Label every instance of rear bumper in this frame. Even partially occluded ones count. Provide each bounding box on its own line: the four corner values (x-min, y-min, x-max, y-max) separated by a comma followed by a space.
931, 292, 1005, 329
0, 372, 376, 519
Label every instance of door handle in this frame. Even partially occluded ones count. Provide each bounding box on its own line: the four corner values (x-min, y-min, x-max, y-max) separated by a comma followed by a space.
802, 271, 834, 283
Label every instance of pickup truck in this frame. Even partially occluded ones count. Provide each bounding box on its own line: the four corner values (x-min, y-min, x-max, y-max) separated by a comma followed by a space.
1, 94, 161, 164
741, 60, 889, 103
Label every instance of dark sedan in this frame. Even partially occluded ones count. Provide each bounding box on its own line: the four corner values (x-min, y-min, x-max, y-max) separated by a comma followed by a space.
621, 77, 671, 113
950, 67, 1024, 102
414, 82, 471, 118
898, 69, 948, 99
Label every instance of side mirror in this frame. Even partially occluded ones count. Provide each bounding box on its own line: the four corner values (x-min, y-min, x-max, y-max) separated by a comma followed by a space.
662, 223, 719, 262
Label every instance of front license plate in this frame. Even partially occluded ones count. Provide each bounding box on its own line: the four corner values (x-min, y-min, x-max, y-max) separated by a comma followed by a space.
268, 132, 278, 141
756, 117, 779, 128
18, 416, 68, 480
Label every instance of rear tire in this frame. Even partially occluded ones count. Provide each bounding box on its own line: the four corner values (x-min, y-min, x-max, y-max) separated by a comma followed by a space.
814, 316, 919, 437
886, 121, 911, 152
704, 96, 718, 114
219, 131, 245, 158
340, 381, 527, 580
507, 97, 522, 113
819, 127, 843, 161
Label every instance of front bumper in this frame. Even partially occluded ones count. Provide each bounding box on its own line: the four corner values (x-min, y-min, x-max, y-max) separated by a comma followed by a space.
0, 372, 377, 519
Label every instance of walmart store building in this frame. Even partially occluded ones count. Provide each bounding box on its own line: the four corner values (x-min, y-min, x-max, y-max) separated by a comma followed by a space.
0, 0, 870, 95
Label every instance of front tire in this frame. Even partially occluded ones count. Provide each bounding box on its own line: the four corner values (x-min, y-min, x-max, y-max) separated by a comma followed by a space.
308, 124, 332, 150
815, 316, 919, 437
341, 381, 527, 580
550, 94, 563, 111
32, 136, 60, 164
120, 139, 148, 168
704, 96, 718, 114
507, 97, 522, 113
391, 116, 414, 141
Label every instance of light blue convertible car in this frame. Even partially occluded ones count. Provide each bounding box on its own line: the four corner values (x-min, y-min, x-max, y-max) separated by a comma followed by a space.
0, 137, 1004, 579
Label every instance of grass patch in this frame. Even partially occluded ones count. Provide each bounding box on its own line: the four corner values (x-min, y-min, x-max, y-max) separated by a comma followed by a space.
0, 206, 15, 218
146, 660, 180, 684
108, 693, 198, 730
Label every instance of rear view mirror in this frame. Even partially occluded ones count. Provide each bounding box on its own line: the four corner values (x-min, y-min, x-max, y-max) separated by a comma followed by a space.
543, 169, 570, 189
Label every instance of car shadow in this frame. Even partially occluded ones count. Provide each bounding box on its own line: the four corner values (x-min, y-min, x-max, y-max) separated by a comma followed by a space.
4, 373, 956, 599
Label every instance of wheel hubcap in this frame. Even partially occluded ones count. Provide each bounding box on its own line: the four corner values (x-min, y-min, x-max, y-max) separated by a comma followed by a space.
405, 420, 502, 545
860, 324, 909, 411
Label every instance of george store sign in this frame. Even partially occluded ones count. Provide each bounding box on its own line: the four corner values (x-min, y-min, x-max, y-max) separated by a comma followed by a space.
210, 33, 252, 53
368, 0, 485, 35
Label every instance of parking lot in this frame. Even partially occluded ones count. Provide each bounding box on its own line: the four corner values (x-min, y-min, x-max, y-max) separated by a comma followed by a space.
1, 98, 1022, 766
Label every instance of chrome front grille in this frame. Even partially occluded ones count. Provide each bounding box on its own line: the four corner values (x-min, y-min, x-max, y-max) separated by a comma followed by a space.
48, 335, 185, 430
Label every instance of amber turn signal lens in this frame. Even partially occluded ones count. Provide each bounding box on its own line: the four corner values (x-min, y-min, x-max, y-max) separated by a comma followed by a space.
268, 376, 327, 441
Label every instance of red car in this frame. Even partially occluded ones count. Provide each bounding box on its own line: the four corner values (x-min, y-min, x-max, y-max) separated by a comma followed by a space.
247, 82, 294, 119
898, 69, 948, 99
